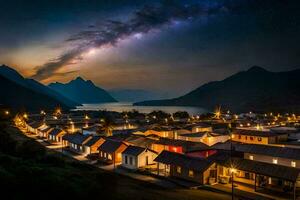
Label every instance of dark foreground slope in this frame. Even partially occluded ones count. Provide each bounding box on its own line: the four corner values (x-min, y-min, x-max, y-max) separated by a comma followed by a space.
135, 66, 300, 113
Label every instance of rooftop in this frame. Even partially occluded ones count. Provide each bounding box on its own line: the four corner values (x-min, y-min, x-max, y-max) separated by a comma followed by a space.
98, 139, 127, 153
122, 145, 146, 156
154, 150, 214, 172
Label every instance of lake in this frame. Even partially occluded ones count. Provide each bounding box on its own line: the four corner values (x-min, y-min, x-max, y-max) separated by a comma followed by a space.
74, 102, 208, 115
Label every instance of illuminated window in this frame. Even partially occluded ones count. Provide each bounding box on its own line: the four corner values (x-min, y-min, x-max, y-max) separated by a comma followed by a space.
257, 137, 262, 142
177, 166, 181, 174
291, 161, 296, 168
188, 170, 194, 177
273, 158, 278, 164
250, 137, 254, 141
249, 155, 254, 160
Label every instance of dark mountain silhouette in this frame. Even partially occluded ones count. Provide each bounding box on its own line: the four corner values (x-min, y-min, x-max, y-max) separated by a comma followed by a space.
0, 73, 71, 111
0, 65, 80, 108
134, 66, 300, 113
49, 77, 117, 104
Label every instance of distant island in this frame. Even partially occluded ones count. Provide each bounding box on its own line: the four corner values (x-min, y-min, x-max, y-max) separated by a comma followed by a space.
134, 66, 300, 113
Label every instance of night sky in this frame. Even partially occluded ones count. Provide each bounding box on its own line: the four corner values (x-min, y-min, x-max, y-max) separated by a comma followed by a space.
1, 0, 300, 97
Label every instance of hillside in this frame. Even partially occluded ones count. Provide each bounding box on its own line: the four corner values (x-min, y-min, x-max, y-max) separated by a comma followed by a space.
134, 66, 300, 113
0, 65, 80, 108
49, 77, 117, 104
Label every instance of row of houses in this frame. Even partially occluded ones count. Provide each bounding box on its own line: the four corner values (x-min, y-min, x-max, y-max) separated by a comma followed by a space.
22, 118, 300, 199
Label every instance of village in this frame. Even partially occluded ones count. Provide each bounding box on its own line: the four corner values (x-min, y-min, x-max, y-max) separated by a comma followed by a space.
11, 107, 300, 200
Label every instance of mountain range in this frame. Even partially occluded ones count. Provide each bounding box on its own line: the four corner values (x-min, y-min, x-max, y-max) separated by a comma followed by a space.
0, 65, 78, 111
48, 77, 117, 104
134, 66, 300, 113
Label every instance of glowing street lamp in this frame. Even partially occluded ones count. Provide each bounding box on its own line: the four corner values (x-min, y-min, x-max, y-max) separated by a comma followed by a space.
5, 110, 9, 115
214, 106, 221, 119
230, 167, 237, 200
23, 113, 28, 119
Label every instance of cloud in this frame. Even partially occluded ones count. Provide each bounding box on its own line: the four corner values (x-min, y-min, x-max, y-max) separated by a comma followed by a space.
31, 1, 227, 81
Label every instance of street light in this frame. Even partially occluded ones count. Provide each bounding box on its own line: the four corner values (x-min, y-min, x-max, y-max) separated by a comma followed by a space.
230, 167, 237, 200
23, 113, 28, 119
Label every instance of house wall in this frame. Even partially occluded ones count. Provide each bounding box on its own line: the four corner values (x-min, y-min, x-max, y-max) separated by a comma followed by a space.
99, 151, 113, 161
137, 151, 157, 168
244, 153, 300, 168
152, 144, 183, 154
202, 135, 229, 146
177, 135, 202, 142
232, 134, 269, 144
152, 144, 167, 153
170, 165, 203, 184
192, 127, 212, 133
186, 150, 217, 159
202, 163, 218, 185
122, 154, 137, 170
144, 130, 174, 138
178, 135, 229, 146
115, 145, 127, 163
90, 139, 105, 154
70, 143, 83, 152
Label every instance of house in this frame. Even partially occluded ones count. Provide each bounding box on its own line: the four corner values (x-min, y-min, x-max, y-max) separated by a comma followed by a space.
152, 138, 208, 154
83, 136, 105, 155
48, 128, 66, 143
98, 139, 128, 166
141, 126, 190, 139
185, 123, 212, 133
235, 143, 300, 169
154, 150, 218, 184
218, 157, 300, 199
63, 133, 92, 154
123, 135, 156, 149
39, 127, 53, 138
82, 124, 102, 135
177, 132, 229, 146
27, 121, 45, 135
231, 129, 288, 144
121, 145, 158, 170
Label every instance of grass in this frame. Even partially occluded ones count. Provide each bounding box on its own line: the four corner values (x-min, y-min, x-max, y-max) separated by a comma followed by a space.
0, 120, 231, 200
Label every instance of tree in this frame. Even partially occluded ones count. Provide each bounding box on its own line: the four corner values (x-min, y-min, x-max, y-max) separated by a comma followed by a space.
101, 118, 114, 137
148, 111, 170, 120
173, 111, 189, 119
